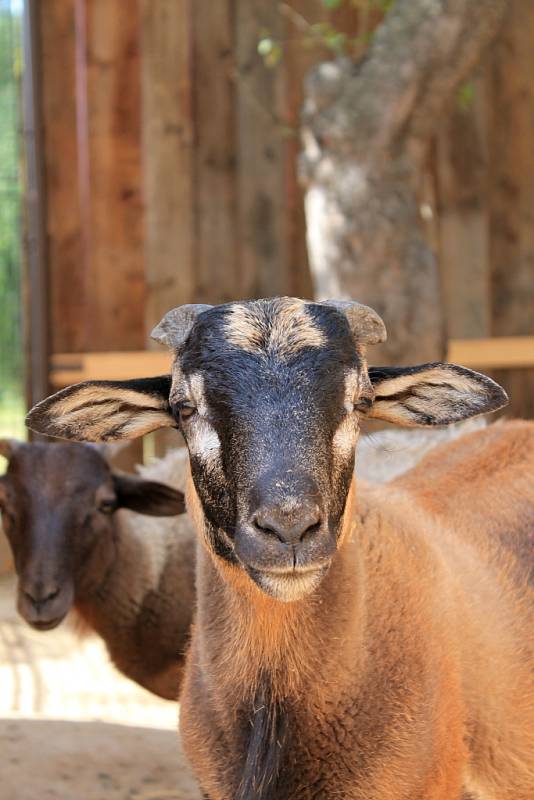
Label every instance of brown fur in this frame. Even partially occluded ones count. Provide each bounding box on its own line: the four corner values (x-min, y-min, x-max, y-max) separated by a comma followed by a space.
181, 421, 534, 798
1, 443, 196, 701
225, 299, 327, 356
73, 507, 196, 699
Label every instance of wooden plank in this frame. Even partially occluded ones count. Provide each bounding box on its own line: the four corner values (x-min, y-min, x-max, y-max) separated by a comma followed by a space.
50, 350, 172, 387
48, 336, 534, 389
448, 337, 534, 369
486, 0, 534, 419
283, 0, 319, 300
140, 0, 195, 332
39, 0, 86, 354
76, 0, 145, 350
235, 0, 290, 298
436, 72, 491, 340
192, 1, 239, 304
72, 0, 145, 466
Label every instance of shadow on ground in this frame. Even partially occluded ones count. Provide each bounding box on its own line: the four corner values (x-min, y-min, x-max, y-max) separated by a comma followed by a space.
0, 575, 200, 800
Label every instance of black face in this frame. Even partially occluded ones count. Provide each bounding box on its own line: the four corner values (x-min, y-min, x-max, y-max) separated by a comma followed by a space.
172, 299, 369, 601
0, 444, 117, 630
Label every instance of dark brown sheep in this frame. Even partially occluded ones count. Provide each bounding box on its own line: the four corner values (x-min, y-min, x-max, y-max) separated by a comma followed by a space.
0, 439, 195, 700
25, 298, 533, 799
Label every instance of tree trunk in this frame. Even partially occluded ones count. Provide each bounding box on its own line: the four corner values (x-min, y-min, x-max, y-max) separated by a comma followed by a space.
300, 0, 507, 364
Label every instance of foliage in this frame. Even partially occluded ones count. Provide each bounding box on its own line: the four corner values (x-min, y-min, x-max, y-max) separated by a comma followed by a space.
0, 3, 25, 439
457, 81, 475, 112
258, 0, 395, 67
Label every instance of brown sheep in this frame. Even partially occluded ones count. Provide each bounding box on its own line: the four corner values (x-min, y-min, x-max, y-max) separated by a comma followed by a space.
26, 298, 533, 799
0, 439, 195, 700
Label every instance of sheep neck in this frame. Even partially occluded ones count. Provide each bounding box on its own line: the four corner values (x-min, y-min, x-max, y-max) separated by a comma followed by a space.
193, 479, 365, 706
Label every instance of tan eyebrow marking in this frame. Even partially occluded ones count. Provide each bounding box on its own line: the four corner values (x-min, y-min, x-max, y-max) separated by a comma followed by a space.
225, 299, 326, 358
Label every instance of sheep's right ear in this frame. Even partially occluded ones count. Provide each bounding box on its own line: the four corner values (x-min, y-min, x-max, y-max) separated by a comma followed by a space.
25, 376, 175, 442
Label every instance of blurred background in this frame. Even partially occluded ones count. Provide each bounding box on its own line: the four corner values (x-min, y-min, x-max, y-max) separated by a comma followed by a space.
2, 0, 534, 560
0, 1, 533, 795
1, 0, 533, 446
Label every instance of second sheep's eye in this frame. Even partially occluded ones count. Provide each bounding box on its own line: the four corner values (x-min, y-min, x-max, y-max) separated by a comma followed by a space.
98, 498, 117, 515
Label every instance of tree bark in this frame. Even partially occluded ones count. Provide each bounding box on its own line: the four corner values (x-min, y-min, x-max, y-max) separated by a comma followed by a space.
300, 0, 507, 364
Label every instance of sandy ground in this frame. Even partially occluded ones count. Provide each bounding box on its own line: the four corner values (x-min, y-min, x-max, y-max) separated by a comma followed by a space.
0, 574, 201, 800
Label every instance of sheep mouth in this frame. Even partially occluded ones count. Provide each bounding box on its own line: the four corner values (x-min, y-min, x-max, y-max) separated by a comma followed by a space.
247, 563, 330, 602
29, 614, 67, 631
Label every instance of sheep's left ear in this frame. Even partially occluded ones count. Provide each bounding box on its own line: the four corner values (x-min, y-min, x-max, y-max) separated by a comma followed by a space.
364, 363, 508, 427
113, 474, 186, 516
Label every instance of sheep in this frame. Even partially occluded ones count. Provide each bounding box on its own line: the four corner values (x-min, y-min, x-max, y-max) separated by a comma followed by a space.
0, 425, 477, 709
0, 438, 195, 700
25, 297, 533, 799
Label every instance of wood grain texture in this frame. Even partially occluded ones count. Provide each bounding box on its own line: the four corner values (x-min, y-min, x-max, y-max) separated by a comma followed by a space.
140, 0, 194, 333
192, 1, 238, 304
40, 0, 85, 354
235, 0, 290, 299
487, 0, 534, 418
77, 0, 145, 350
436, 72, 491, 340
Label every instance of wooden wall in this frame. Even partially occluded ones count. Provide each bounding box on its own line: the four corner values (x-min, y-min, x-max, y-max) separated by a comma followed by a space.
434, 0, 534, 418
38, 0, 534, 418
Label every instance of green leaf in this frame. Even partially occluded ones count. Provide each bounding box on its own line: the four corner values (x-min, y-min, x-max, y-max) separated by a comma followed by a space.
321, 0, 344, 8
325, 31, 347, 53
458, 82, 475, 112
264, 42, 282, 68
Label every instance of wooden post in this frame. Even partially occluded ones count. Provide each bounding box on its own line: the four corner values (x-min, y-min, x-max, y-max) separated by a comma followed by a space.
487, 0, 534, 418
235, 0, 290, 299
140, 0, 195, 333
192, 1, 239, 304
436, 72, 491, 340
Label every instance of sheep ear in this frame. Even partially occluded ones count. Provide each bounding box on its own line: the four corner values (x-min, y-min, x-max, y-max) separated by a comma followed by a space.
0, 438, 21, 461
151, 304, 213, 349
25, 376, 174, 442
318, 300, 386, 345
113, 474, 186, 516
364, 363, 508, 427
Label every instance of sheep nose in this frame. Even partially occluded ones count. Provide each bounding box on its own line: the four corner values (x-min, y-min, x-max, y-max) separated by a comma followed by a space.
252, 502, 322, 545
24, 583, 60, 609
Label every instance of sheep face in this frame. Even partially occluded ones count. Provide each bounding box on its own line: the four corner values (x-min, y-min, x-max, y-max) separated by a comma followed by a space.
0, 441, 185, 629
25, 297, 508, 603
171, 299, 369, 601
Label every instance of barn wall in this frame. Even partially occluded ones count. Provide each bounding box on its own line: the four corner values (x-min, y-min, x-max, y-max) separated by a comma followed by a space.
38, 0, 533, 416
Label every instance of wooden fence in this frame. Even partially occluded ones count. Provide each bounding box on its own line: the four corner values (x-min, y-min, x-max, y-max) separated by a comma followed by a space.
36, 0, 534, 418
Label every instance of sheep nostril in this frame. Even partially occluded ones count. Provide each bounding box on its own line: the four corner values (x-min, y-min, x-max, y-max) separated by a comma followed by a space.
252, 505, 323, 545
24, 586, 60, 608
253, 518, 276, 536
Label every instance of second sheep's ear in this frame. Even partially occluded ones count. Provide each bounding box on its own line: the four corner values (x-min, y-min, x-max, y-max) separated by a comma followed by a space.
113, 473, 186, 517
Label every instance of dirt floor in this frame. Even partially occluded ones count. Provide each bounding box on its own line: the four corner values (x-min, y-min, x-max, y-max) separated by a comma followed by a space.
0, 574, 201, 800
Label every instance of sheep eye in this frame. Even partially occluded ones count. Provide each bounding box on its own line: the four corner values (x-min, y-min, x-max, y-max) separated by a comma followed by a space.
177, 403, 197, 423
98, 499, 116, 515
354, 397, 373, 413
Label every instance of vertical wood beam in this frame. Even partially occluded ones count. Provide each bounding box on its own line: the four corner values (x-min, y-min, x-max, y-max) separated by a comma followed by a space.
436, 72, 491, 340
76, 0, 145, 351
140, 0, 194, 334
192, 1, 238, 304
40, 0, 84, 355
235, 0, 289, 299
487, 0, 534, 418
